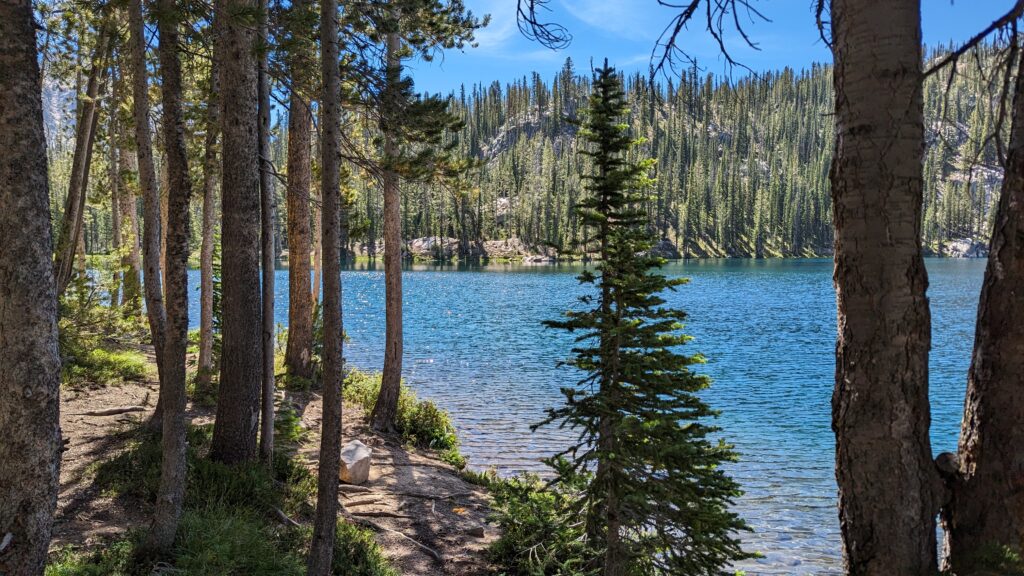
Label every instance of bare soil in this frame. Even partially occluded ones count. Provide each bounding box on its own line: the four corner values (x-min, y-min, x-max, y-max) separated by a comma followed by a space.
51, 352, 497, 575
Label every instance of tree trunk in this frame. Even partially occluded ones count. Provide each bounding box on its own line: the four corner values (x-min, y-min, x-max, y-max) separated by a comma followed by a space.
210, 0, 262, 465
109, 111, 123, 308
258, 0, 276, 464
128, 0, 167, 429
54, 31, 109, 296
144, 0, 192, 552
944, 50, 1024, 573
829, 1, 939, 574
312, 181, 322, 305
0, 4, 63, 573
370, 22, 403, 433
284, 0, 315, 379
198, 57, 220, 387
117, 133, 144, 313
307, 0, 343, 570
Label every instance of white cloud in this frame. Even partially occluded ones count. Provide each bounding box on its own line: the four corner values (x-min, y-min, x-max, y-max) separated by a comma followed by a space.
469, 0, 519, 52
562, 0, 658, 41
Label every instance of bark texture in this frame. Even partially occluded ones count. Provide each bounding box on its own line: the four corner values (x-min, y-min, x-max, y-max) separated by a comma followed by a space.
144, 0, 193, 552
258, 0, 276, 463
117, 136, 144, 312
211, 0, 262, 464
829, 2, 939, 574
128, 0, 167, 405
944, 51, 1024, 573
284, 1, 315, 380
198, 57, 220, 386
0, 2, 63, 572
370, 25, 404, 433
307, 0, 343, 569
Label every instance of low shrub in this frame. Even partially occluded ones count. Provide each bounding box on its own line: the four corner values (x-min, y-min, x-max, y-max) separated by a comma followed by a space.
343, 370, 464, 467
488, 459, 595, 576
332, 520, 400, 576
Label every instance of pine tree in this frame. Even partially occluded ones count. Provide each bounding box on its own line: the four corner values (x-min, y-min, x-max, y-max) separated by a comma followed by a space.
542, 61, 748, 576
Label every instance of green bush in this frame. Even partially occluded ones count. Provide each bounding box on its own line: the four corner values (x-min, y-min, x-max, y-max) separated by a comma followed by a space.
488, 460, 596, 576
332, 520, 400, 576
343, 370, 464, 466
62, 345, 150, 388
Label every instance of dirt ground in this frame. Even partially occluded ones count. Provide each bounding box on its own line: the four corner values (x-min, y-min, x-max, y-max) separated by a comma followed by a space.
52, 360, 497, 575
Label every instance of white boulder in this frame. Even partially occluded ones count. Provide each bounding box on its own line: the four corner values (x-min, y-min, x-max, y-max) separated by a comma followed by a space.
339, 440, 372, 485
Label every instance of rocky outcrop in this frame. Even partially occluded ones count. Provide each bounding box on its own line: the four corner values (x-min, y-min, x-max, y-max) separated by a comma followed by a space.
647, 238, 681, 260
339, 439, 372, 485
407, 237, 460, 260
942, 238, 989, 258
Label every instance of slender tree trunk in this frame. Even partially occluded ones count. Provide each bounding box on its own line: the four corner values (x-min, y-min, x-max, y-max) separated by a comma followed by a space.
54, 31, 109, 296
258, 0, 276, 464
198, 58, 220, 386
144, 0, 192, 552
307, 0, 343, 570
944, 50, 1024, 573
0, 3, 63, 572
128, 0, 167, 428
284, 0, 315, 379
312, 181, 322, 305
829, 1, 939, 574
118, 136, 144, 312
371, 22, 403, 433
110, 114, 123, 308
160, 157, 170, 286
211, 0, 262, 465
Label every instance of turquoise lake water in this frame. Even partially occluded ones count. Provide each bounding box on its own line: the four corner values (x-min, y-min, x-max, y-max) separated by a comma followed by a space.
187, 258, 985, 573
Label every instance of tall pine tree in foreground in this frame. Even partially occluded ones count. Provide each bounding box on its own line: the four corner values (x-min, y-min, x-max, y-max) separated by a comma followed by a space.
542, 61, 748, 576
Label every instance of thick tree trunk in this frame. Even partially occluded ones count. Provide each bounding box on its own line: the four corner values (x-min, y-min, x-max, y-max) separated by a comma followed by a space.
944, 51, 1024, 573
307, 0, 343, 570
0, 4, 63, 573
128, 0, 168, 431
258, 0, 276, 463
370, 25, 403, 433
144, 0, 192, 552
198, 58, 220, 387
211, 0, 262, 465
284, 4, 315, 379
829, 2, 939, 574
54, 32, 108, 296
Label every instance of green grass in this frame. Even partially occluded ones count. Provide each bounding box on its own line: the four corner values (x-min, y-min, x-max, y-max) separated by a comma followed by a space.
54, 422, 396, 575
62, 346, 151, 388
344, 370, 466, 468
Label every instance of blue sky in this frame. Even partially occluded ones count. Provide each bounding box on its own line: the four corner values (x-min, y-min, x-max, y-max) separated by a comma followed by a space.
410, 0, 1017, 94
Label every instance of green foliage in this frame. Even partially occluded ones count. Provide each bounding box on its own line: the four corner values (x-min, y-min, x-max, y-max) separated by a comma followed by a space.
488, 460, 595, 576
59, 273, 152, 388
332, 520, 400, 576
538, 63, 749, 575
66, 421, 396, 575
46, 539, 138, 576
344, 370, 465, 467
173, 508, 306, 575
274, 405, 310, 446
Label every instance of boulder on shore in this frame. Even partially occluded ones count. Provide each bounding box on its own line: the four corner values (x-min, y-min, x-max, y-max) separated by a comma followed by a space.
339, 439, 372, 485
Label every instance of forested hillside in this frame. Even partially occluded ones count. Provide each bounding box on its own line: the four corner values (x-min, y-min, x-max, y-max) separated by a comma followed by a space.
374, 45, 1005, 258
47, 43, 1006, 260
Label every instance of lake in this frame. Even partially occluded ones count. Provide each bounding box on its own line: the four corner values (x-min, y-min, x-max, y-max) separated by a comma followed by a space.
187, 258, 985, 574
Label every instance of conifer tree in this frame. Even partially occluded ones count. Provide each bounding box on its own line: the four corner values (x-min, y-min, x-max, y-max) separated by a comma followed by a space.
542, 61, 748, 576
